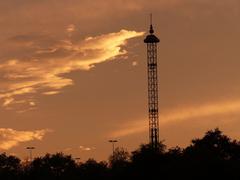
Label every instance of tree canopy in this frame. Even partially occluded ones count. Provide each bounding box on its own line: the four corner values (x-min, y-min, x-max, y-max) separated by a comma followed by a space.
1, 128, 240, 179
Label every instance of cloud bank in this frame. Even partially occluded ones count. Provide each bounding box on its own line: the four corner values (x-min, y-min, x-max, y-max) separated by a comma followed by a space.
0, 29, 144, 110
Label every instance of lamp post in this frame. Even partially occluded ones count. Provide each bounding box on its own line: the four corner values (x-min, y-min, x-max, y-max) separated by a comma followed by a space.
26, 146, 35, 162
108, 140, 118, 156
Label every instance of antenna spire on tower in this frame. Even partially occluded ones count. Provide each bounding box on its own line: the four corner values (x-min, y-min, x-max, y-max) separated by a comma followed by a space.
150, 13, 152, 25
149, 13, 154, 34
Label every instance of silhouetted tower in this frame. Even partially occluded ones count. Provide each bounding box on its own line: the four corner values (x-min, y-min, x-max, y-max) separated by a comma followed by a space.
144, 15, 160, 149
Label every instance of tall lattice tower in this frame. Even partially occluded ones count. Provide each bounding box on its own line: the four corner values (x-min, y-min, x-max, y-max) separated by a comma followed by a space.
144, 16, 160, 149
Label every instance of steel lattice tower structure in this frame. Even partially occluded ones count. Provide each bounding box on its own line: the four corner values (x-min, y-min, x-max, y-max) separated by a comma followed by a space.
144, 17, 160, 149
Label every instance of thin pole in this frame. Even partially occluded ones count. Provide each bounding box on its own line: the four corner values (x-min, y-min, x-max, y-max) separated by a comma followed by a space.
108, 140, 118, 156
30, 149, 32, 160
26, 147, 35, 162
150, 13, 152, 25
112, 142, 115, 154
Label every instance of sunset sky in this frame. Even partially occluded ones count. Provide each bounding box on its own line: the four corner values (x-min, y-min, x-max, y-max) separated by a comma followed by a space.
1, 0, 240, 161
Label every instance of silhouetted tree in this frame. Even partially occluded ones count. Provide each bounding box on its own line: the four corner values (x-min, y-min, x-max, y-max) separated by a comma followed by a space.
1, 128, 240, 180
108, 147, 130, 179
185, 128, 233, 160
165, 146, 184, 176
183, 128, 240, 179
131, 142, 166, 179
25, 153, 77, 180
0, 153, 21, 180
109, 147, 130, 168
78, 159, 108, 180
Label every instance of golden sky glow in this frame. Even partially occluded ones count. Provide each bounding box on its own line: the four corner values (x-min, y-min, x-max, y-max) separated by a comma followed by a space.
0, 0, 240, 161
110, 99, 240, 138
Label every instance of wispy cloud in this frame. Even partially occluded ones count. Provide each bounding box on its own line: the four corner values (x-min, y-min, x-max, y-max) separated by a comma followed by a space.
109, 99, 240, 138
79, 145, 96, 151
0, 29, 144, 110
0, 128, 51, 150
62, 145, 96, 153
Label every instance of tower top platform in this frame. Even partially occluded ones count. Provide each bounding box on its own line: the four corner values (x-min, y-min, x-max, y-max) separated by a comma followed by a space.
144, 24, 160, 43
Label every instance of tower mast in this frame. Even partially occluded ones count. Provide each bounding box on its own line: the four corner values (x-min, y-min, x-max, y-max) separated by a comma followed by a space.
144, 15, 160, 149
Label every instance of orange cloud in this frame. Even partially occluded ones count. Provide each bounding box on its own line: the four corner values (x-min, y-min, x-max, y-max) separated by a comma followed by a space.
109, 99, 240, 138
42, 91, 60, 95
62, 145, 96, 152
0, 128, 51, 150
0, 29, 144, 110
79, 145, 96, 151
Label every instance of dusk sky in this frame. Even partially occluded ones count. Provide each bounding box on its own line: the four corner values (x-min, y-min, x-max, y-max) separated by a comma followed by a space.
1, 0, 240, 161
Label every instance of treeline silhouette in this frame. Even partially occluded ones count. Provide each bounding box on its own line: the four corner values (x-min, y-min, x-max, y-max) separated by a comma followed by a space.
1, 128, 240, 179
